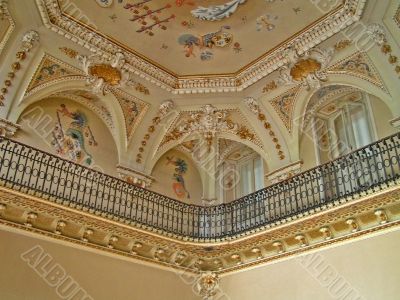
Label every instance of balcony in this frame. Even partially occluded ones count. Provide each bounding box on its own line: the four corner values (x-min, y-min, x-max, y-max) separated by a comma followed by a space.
0, 133, 399, 243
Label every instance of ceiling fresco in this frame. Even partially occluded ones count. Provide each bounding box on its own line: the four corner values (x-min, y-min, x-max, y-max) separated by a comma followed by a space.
60, 0, 341, 76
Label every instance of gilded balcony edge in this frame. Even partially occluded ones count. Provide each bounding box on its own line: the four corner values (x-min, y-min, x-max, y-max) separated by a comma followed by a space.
1, 182, 399, 247
0, 183, 399, 274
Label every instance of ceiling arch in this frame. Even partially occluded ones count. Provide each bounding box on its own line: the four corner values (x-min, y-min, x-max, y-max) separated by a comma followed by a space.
13, 79, 127, 158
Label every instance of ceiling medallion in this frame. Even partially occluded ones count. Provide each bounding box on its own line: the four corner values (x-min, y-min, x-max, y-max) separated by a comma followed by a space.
277, 46, 334, 90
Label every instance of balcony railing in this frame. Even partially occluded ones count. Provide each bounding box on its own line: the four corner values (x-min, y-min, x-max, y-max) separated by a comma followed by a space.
0, 133, 399, 241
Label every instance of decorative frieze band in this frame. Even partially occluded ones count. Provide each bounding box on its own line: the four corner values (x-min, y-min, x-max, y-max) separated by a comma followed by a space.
35, 0, 366, 94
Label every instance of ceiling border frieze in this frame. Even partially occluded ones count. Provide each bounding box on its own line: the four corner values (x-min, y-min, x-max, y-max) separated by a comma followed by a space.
35, 0, 366, 94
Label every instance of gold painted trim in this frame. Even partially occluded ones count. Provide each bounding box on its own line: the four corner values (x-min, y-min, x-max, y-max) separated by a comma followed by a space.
58, 1, 344, 78
25, 53, 84, 94
1, 181, 399, 248
0, 183, 399, 274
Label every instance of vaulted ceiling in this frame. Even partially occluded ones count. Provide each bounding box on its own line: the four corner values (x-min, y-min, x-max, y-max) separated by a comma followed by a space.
38, 0, 367, 93
60, 0, 339, 76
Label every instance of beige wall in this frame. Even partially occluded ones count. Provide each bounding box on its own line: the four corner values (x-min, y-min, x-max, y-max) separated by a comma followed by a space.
299, 127, 318, 172
0, 228, 199, 300
16, 97, 118, 176
221, 229, 400, 300
0, 226, 399, 300
151, 149, 203, 204
369, 95, 397, 139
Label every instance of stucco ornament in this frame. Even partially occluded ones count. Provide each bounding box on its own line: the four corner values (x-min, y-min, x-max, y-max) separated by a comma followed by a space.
366, 23, 387, 46
196, 272, 220, 300
191, 0, 246, 21
277, 46, 334, 90
158, 100, 175, 119
21, 30, 40, 51
163, 105, 240, 151
243, 97, 261, 115
181, 105, 238, 149
77, 52, 142, 95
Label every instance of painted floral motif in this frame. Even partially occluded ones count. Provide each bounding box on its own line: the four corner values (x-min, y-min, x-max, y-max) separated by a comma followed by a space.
114, 92, 147, 140
27, 55, 79, 93
269, 87, 300, 132
166, 156, 190, 199
123, 0, 193, 36
327, 52, 386, 90
51, 104, 97, 166
256, 14, 278, 31
178, 26, 233, 59
191, 0, 246, 21
334, 55, 374, 78
395, 6, 400, 27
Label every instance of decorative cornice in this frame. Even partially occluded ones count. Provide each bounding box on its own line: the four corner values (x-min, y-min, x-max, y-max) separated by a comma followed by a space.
35, 0, 367, 94
0, 183, 399, 275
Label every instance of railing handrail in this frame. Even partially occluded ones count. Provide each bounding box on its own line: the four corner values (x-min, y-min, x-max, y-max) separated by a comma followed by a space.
2, 132, 399, 208
228, 132, 400, 206
0, 132, 399, 241
0, 137, 197, 206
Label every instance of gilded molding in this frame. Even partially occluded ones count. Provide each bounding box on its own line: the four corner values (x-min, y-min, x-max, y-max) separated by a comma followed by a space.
243, 97, 285, 160
0, 182, 399, 274
155, 106, 264, 162
35, 0, 367, 94
268, 86, 302, 133
25, 53, 83, 94
327, 51, 389, 93
136, 100, 176, 164
0, 30, 40, 106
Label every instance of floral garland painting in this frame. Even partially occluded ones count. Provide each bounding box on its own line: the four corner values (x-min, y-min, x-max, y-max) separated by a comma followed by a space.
51, 104, 98, 166
166, 156, 190, 199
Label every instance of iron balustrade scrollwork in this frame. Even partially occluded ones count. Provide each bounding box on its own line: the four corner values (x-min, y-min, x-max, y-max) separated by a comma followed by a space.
0, 133, 399, 241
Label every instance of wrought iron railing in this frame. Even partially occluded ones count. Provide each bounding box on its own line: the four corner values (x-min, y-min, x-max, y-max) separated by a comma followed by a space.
0, 133, 399, 241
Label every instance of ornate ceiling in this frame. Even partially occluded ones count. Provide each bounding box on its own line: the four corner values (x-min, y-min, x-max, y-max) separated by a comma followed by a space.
37, 0, 367, 93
